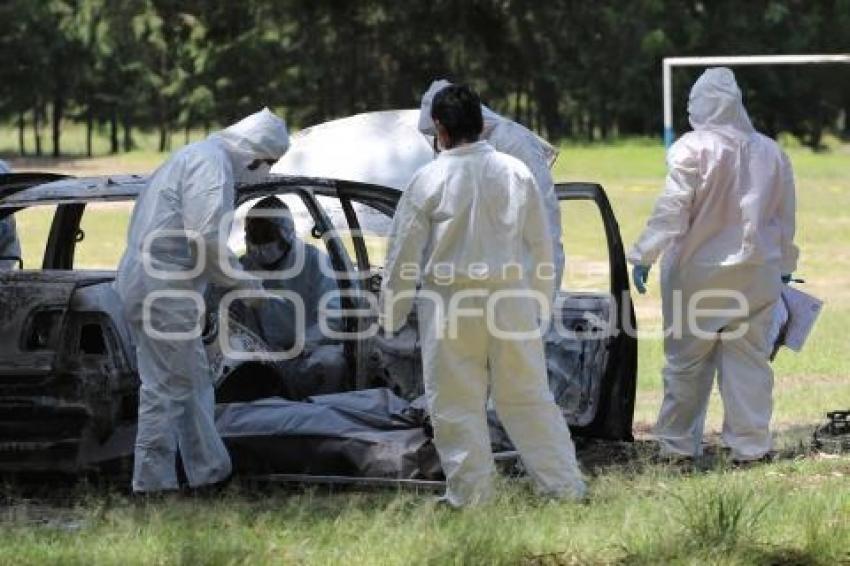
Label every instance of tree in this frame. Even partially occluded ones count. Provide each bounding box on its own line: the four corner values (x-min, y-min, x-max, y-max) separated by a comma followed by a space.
2, 0, 848, 156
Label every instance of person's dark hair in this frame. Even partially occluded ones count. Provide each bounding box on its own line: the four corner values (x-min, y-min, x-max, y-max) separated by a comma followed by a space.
431, 84, 483, 148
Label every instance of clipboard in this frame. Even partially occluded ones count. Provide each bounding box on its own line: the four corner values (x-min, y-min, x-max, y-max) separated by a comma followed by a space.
770, 285, 823, 360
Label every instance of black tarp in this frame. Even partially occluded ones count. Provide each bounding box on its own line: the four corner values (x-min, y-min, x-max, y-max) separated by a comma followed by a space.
216, 388, 443, 480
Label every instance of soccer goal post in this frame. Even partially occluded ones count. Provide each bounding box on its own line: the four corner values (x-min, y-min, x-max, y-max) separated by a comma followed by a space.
662, 54, 850, 147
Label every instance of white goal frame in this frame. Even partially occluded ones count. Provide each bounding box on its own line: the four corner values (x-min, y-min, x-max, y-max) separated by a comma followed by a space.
663, 54, 850, 147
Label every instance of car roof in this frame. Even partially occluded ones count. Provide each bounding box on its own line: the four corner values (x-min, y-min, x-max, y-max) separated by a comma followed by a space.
0, 174, 146, 207
0, 173, 399, 209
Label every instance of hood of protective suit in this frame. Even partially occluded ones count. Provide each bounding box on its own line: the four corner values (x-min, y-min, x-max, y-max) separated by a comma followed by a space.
212, 108, 290, 182
687, 68, 754, 137
268, 209, 296, 247
418, 79, 558, 167
246, 198, 296, 247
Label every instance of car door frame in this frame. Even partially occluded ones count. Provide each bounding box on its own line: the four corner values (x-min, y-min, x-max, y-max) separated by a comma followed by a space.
555, 182, 637, 440
332, 180, 637, 440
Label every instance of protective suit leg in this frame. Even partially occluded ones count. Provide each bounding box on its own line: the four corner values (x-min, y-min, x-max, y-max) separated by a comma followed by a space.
716, 302, 776, 461
175, 354, 232, 487
419, 291, 495, 507
128, 296, 231, 493
488, 293, 585, 498
655, 333, 718, 458
132, 332, 180, 492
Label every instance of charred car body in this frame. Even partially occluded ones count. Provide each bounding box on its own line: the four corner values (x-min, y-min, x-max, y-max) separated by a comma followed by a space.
0, 112, 637, 480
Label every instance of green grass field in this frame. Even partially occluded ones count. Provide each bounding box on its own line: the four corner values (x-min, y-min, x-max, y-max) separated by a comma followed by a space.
2, 132, 849, 564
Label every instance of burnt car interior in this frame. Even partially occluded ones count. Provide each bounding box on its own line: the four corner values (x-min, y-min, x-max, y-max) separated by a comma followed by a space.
0, 173, 636, 481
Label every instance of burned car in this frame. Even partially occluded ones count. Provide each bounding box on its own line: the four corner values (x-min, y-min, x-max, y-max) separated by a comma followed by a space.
0, 111, 636, 481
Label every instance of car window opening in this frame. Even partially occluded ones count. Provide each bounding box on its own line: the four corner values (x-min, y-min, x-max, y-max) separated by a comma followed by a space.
80, 323, 107, 355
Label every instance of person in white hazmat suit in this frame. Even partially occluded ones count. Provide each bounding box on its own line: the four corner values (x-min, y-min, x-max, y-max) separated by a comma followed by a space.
418, 79, 565, 289
116, 108, 290, 493
0, 160, 22, 270
238, 196, 347, 398
628, 68, 799, 462
382, 84, 585, 507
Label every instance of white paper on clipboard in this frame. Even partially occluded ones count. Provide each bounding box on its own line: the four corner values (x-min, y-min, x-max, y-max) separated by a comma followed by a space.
772, 285, 823, 353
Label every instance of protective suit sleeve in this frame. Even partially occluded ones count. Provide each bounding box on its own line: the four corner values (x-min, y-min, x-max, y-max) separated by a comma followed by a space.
627, 141, 700, 266
0, 217, 21, 264
380, 188, 430, 333
493, 125, 564, 272
778, 152, 799, 274
182, 156, 261, 292
0, 161, 21, 270
522, 175, 556, 310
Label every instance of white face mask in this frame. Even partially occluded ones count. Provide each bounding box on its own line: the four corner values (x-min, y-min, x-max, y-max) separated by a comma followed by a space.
248, 241, 286, 268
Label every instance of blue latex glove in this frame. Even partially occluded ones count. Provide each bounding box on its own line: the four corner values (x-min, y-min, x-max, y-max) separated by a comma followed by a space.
632, 265, 651, 294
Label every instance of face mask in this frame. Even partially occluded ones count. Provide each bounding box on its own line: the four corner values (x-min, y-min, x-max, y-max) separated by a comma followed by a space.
248, 241, 286, 268
235, 161, 272, 185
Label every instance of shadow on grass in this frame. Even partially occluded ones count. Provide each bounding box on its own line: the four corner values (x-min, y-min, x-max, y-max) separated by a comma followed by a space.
574, 426, 822, 478
616, 540, 835, 566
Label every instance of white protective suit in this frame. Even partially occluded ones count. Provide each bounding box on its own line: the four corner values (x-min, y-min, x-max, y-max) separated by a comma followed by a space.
381, 140, 585, 506
0, 160, 21, 270
116, 108, 290, 492
418, 80, 565, 289
239, 200, 347, 398
628, 68, 799, 461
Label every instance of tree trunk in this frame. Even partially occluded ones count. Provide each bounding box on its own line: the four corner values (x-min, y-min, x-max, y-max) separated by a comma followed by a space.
514, 87, 522, 122
810, 121, 823, 151
346, 5, 358, 116
110, 112, 119, 154
536, 108, 545, 139
843, 102, 850, 140
534, 78, 562, 140
158, 45, 169, 152
52, 96, 63, 158
17, 111, 26, 156
807, 103, 825, 151
33, 106, 43, 157
86, 105, 93, 158
599, 108, 610, 141
123, 116, 133, 152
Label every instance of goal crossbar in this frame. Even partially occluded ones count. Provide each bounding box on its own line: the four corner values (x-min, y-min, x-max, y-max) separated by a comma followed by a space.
663, 54, 850, 146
